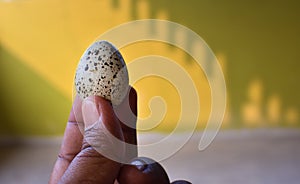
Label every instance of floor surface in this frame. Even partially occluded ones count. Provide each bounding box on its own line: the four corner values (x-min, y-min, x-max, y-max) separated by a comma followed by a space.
0, 129, 299, 184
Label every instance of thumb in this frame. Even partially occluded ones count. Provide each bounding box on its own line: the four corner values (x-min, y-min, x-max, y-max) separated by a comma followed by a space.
59, 96, 125, 184
82, 96, 100, 130
82, 96, 125, 161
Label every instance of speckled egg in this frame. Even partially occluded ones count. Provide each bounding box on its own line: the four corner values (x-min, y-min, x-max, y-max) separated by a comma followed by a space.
74, 40, 129, 105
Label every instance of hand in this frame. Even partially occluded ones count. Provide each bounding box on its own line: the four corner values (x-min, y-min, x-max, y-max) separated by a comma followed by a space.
49, 86, 191, 184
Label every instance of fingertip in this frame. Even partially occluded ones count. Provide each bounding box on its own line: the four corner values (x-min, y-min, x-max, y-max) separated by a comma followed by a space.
118, 157, 169, 184
93, 95, 114, 118
129, 86, 138, 116
94, 95, 112, 106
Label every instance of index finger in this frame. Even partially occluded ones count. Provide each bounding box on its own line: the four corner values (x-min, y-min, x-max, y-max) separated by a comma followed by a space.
49, 96, 84, 184
113, 86, 138, 161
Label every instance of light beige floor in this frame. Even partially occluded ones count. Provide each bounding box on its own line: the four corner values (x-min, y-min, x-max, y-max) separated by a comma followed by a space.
0, 129, 299, 184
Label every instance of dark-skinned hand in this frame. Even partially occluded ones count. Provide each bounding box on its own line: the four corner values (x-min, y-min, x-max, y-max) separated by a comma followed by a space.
49, 86, 191, 184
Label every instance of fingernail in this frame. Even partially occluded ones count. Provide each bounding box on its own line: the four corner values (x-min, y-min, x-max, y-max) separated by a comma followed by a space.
131, 159, 147, 171
82, 97, 100, 129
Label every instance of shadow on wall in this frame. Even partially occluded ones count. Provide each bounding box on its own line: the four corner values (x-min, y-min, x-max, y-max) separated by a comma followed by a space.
0, 45, 70, 136
242, 79, 298, 127
112, 0, 300, 127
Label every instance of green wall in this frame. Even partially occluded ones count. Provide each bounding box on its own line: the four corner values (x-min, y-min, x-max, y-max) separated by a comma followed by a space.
0, 46, 70, 136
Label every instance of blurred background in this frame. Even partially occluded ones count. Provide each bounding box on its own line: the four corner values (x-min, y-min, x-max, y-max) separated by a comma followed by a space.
0, 0, 299, 183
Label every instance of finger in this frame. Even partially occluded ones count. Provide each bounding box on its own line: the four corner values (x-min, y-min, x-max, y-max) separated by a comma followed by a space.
118, 157, 170, 184
49, 96, 84, 184
114, 86, 138, 161
59, 96, 125, 184
114, 86, 137, 137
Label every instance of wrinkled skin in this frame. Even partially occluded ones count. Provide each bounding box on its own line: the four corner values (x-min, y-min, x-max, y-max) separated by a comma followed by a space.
49, 87, 191, 184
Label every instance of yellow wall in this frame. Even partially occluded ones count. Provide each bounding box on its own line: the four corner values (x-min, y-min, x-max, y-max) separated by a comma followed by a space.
0, 0, 299, 135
